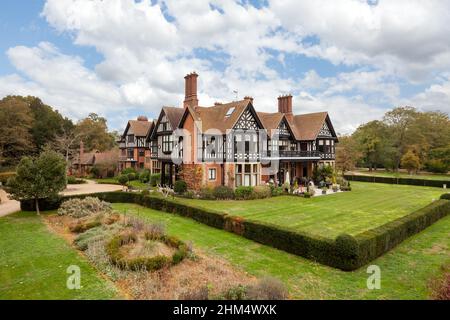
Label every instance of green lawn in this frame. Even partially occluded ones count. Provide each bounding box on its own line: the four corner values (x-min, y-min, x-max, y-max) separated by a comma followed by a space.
168, 182, 445, 238
350, 169, 450, 181
113, 203, 450, 300
0, 212, 119, 300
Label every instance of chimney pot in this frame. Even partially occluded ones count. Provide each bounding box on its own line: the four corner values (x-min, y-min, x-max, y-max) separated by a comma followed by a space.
184, 72, 199, 109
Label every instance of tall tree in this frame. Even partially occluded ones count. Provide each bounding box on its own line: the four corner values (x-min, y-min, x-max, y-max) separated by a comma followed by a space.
0, 96, 34, 167
335, 135, 361, 174
6, 150, 67, 215
383, 106, 419, 171
353, 121, 390, 171
29, 97, 73, 152
75, 113, 116, 152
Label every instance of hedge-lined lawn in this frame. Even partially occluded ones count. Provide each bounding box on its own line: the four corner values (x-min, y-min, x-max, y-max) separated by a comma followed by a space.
350, 169, 450, 181
170, 182, 445, 239
0, 212, 119, 300
113, 203, 450, 299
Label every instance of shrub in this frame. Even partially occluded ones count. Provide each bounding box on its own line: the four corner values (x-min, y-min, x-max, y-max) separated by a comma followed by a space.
213, 186, 234, 200
118, 174, 129, 186
150, 173, 161, 187
174, 180, 188, 194
0, 172, 15, 185
431, 272, 450, 300
141, 190, 150, 196
235, 186, 253, 200
180, 286, 209, 300
127, 173, 137, 181
426, 159, 448, 174
344, 174, 449, 188
441, 193, 450, 200
139, 170, 151, 183
90, 166, 101, 179
73, 224, 124, 251
222, 285, 247, 300
270, 185, 284, 197
144, 223, 166, 240
199, 187, 215, 200
58, 197, 113, 218
246, 277, 288, 300
303, 192, 311, 198
121, 168, 136, 175
67, 176, 86, 185
252, 185, 271, 199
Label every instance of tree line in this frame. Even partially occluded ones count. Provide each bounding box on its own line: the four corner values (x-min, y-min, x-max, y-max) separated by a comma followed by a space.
336, 107, 450, 174
0, 95, 118, 170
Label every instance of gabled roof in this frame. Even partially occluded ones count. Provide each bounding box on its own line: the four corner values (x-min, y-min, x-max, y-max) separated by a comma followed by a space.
73, 150, 118, 166
123, 119, 153, 138
162, 107, 185, 129
291, 112, 337, 141
180, 99, 263, 133
257, 112, 284, 131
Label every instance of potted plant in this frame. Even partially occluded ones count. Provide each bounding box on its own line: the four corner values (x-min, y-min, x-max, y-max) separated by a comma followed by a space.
322, 187, 327, 195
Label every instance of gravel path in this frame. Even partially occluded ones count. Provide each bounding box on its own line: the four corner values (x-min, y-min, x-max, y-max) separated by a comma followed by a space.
0, 180, 123, 217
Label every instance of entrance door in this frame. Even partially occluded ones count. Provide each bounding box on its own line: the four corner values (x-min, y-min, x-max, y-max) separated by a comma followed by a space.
303, 166, 308, 178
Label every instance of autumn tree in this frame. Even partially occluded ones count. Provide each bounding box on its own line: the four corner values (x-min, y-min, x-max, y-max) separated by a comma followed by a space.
75, 113, 116, 152
6, 151, 67, 215
401, 150, 421, 174
335, 135, 361, 174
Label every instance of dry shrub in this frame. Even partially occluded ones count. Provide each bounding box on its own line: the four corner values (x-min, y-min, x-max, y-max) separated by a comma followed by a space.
144, 223, 166, 240
431, 272, 450, 300
180, 286, 209, 300
246, 276, 288, 300
58, 197, 113, 218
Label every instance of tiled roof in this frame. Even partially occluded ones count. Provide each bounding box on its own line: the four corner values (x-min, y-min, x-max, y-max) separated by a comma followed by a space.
291, 112, 329, 141
257, 112, 284, 132
191, 100, 251, 133
162, 107, 185, 129
128, 120, 153, 137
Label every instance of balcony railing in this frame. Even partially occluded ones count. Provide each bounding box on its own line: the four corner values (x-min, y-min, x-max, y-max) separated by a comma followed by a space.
119, 156, 136, 162
263, 150, 323, 159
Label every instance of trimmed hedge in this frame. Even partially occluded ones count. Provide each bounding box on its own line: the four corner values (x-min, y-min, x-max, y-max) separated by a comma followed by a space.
21, 191, 450, 271
344, 174, 449, 188
441, 193, 450, 200
355, 199, 450, 267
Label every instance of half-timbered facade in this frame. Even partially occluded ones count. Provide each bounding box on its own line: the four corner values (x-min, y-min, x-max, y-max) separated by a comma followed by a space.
126, 72, 338, 189
118, 116, 154, 171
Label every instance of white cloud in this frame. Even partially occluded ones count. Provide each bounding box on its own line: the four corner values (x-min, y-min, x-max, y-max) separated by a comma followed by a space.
0, 0, 449, 135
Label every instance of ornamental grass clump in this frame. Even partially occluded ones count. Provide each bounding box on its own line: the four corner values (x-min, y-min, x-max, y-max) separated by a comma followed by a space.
58, 197, 113, 218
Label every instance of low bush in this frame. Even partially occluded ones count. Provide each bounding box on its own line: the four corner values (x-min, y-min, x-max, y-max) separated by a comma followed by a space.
221, 285, 247, 300
440, 193, 450, 200
213, 186, 234, 200
0, 172, 16, 185
127, 173, 137, 181
106, 225, 189, 272
150, 174, 161, 187
180, 286, 209, 300
118, 174, 129, 186
199, 187, 215, 200
67, 176, 87, 185
121, 168, 136, 175
252, 185, 271, 199
174, 180, 188, 194
246, 277, 288, 300
270, 185, 284, 197
235, 186, 253, 200
303, 192, 311, 198
139, 170, 151, 183
58, 197, 113, 218
431, 272, 450, 300
74, 224, 124, 251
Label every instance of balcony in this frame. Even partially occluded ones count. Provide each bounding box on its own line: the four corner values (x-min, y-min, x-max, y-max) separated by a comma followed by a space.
262, 150, 322, 160
119, 156, 137, 162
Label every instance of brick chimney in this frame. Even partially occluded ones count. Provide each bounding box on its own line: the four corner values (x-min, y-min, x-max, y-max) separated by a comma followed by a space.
184, 72, 199, 108
278, 95, 293, 121
244, 96, 254, 104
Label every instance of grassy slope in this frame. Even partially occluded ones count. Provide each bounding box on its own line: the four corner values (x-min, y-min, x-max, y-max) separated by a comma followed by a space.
114, 203, 450, 300
94, 178, 148, 190
0, 212, 119, 300
169, 182, 445, 238
350, 169, 450, 181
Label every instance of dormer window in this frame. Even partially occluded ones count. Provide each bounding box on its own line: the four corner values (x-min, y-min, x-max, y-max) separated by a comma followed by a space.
225, 107, 235, 118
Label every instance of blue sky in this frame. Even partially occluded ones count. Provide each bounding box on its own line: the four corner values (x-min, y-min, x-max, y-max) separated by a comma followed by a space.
1, 0, 449, 134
